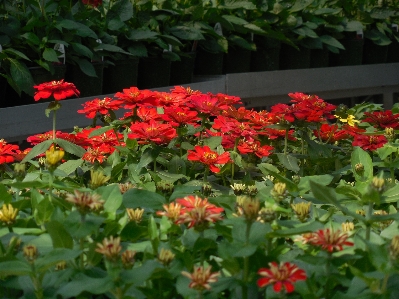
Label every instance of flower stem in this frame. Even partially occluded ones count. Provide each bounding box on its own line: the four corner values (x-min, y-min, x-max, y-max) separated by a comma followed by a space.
284, 128, 289, 155
242, 221, 252, 299
52, 109, 57, 140
366, 201, 373, 241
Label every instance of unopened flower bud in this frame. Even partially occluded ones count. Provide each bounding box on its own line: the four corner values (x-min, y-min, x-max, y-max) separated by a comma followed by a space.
257, 208, 277, 223
158, 248, 175, 266
291, 202, 311, 222
55, 261, 67, 271
245, 185, 258, 198
374, 210, 393, 229
0, 204, 18, 226
14, 163, 26, 179
356, 209, 366, 216
121, 250, 136, 269
355, 163, 364, 174
390, 235, 399, 261
341, 222, 355, 232
202, 183, 213, 197
126, 208, 144, 223
241, 197, 260, 221
271, 182, 288, 202
292, 175, 301, 184
231, 183, 246, 196
89, 169, 110, 189
156, 180, 174, 196
385, 127, 395, 141
95, 236, 121, 262
46, 146, 64, 167
23, 245, 38, 262
371, 177, 385, 192
119, 182, 136, 194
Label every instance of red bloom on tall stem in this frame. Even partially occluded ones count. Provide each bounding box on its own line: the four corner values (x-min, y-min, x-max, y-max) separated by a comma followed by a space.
305, 228, 354, 252
77, 97, 123, 119
128, 120, 177, 145
362, 110, 399, 129
187, 145, 230, 173
314, 124, 350, 143
257, 262, 307, 293
114, 87, 156, 109
0, 140, 20, 164
352, 134, 387, 151
33, 80, 80, 101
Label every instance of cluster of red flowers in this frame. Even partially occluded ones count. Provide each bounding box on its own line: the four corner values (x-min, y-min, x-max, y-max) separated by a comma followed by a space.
0, 140, 23, 164
157, 195, 224, 229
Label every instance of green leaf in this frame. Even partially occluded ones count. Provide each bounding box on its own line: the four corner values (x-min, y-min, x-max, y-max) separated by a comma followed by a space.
57, 273, 113, 297
21, 140, 53, 163
46, 220, 74, 249
123, 189, 166, 211
34, 197, 54, 225
57, 159, 83, 175
21, 32, 40, 45
3, 48, 30, 60
351, 147, 373, 182
71, 42, 93, 59
55, 138, 86, 157
43, 48, 60, 62
107, 0, 133, 22
120, 221, 148, 241
97, 185, 123, 219
289, 0, 313, 12
298, 175, 334, 193
95, 43, 132, 56
169, 26, 204, 40
0, 260, 32, 276
9, 58, 35, 95
121, 260, 161, 285
276, 153, 300, 173
57, 19, 97, 39
36, 248, 80, 272
203, 136, 222, 149
258, 163, 298, 192
271, 221, 324, 237
319, 35, 345, 50
128, 29, 159, 40
155, 171, 188, 183
221, 15, 248, 26
76, 58, 97, 77
168, 155, 186, 175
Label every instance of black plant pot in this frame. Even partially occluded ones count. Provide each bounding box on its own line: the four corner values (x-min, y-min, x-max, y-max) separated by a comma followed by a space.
138, 56, 171, 89
250, 37, 281, 72
103, 58, 139, 94
2, 64, 67, 108
169, 52, 196, 85
66, 62, 104, 98
194, 49, 224, 75
362, 39, 389, 64
223, 47, 252, 74
387, 40, 399, 62
279, 44, 311, 70
310, 48, 330, 68
330, 38, 364, 66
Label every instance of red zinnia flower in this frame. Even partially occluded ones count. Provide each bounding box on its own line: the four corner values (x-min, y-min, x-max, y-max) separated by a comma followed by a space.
237, 139, 274, 158
186, 94, 228, 116
114, 87, 157, 109
82, 144, 114, 164
352, 134, 387, 151
26, 131, 65, 146
0, 140, 20, 164
257, 262, 307, 293
314, 124, 350, 143
175, 195, 224, 228
305, 228, 354, 252
33, 80, 80, 101
362, 110, 399, 129
187, 145, 230, 173
77, 97, 123, 119
128, 120, 177, 145
161, 107, 200, 127
181, 265, 220, 291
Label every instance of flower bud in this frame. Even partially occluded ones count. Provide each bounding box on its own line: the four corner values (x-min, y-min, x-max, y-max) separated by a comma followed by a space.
271, 182, 288, 202
356, 209, 366, 216
23, 244, 38, 262
126, 208, 144, 223
46, 146, 64, 167
384, 127, 395, 141
14, 163, 26, 180
121, 250, 136, 269
257, 208, 277, 223
231, 183, 246, 196
241, 197, 260, 221
371, 177, 385, 193
0, 204, 18, 226
390, 235, 399, 261
291, 202, 311, 222
55, 261, 67, 271
202, 183, 213, 197
374, 210, 393, 229
341, 222, 355, 232
245, 185, 258, 198
156, 180, 174, 196
95, 236, 121, 262
355, 163, 364, 174
158, 248, 175, 266
89, 169, 110, 189
119, 182, 136, 194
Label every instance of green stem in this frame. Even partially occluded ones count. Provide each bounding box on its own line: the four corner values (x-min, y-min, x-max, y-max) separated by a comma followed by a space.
30, 263, 43, 299
52, 109, 57, 140
203, 168, 209, 184
284, 128, 289, 155
79, 214, 86, 269
366, 201, 373, 241
242, 221, 252, 299
324, 252, 332, 299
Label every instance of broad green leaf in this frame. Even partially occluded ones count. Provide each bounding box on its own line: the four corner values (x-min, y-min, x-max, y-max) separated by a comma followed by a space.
276, 153, 300, 173
123, 189, 166, 211
36, 248, 80, 272
71, 42, 93, 59
55, 138, 86, 157
97, 185, 123, 219
168, 155, 186, 175
76, 58, 97, 77
57, 159, 83, 175
221, 15, 248, 26
21, 32, 40, 45
156, 171, 188, 183
0, 183, 12, 203
43, 48, 60, 62
34, 197, 54, 225
95, 43, 131, 55
271, 221, 324, 237
319, 35, 345, 50
46, 220, 74, 249
57, 273, 113, 297
21, 139, 53, 163
168, 26, 204, 40
203, 136, 222, 149
3, 48, 30, 60
121, 260, 161, 285
128, 29, 159, 40
0, 260, 32, 276
107, 0, 133, 22
298, 175, 334, 193
57, 19, 97, 39
351, 147, 373, 182
382, 183, 399, 203
120, 221, 148, 241
88, 126, 113, 138
9, 58, 35, 95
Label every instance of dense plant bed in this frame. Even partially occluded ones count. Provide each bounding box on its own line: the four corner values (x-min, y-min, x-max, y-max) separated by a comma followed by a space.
0, 80, 399, 298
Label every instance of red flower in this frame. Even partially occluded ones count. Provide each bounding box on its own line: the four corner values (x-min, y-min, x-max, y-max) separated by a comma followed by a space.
114, 87, 157, 109
161, 107, 200, 127
128, 120, 177, 145
187, 94, 228, 116
153, 91, 185, 107
0, 140, 20, 164
187, 145, 230, 173
136, 106, 163, 122
75, 126, 124, 148
175, 195, 224, 228
77, 97, 123, 119
33, 80, 80, 101
314, 124, 350, 143
237, 139, 274, 158
257, 262, 307, 293
362, 110, 399, 129
306, 228, 354, 252
26, 131, 65, 146
82, 144, 114, 164
181, 265, 220, 291
82, 0, 102, 7
352, 134, 387, 151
